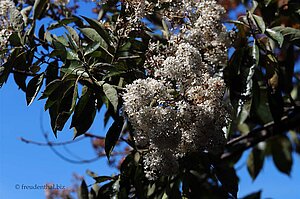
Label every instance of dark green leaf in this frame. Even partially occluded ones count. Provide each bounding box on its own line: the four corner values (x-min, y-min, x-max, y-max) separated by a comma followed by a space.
38, 24, 45, 41
280, 45, 295, 93
33, 0, 49, 19
65, 26, 80, 49
26, 73, 45, 106
54, 35, 69, 47
241, 190, 261, 199
103, 83, 118, 112
267, 88, 284, 123
13, 73, 27, 92
271, 136, 293, 175
251, 82, 273, 124
55, 83, 77, 131
48, 17, 81, 30
80, 28, 108, 48
84, 42, 101, 56
39, 79, 62, 100
247, 147, 265, 180
71, 89, 96, 138
67, 50, 80, 60
0, 48, 20, 88
250, 13, 266, 33
272, 26, 300, 46
93, 176, 113, 184
9, 32, 22, 46
105, 121, 122, 159
81, 16, 113, 47
49, 103, 59, 137
215, 163, 239, 198
45, 61, 59, 86
78, 180, 89, 199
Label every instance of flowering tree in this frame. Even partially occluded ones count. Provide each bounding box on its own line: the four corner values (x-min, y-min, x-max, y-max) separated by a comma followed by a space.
1, 0, 300, 198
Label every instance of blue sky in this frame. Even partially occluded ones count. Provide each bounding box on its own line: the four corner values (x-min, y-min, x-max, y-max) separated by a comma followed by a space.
1, 1, 300, 199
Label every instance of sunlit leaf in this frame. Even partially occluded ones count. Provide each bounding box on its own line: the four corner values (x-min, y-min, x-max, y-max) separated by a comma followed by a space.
103, 83, 118, 112
81, 16, 113, 47
272, 26, 300, 46
266, 28, 284, 47
26, 73, 45, 106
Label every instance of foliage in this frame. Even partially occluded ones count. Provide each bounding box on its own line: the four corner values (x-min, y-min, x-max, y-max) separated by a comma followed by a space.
1, 0, 300, 198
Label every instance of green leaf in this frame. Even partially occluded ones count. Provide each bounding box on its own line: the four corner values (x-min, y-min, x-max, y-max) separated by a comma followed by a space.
271, 136, 293, 175
93, 176, 113, 183
280, 45, 295, 94
51, 39, 67, 60
272, 26, 300, 47
13, 73, 27, 92
67, 50, 80, 60
65, 26, 80, 49
49, 103, 59, 137
33, 0, 49, 19
65, 26, 79, 42
9, 32, 22, 46
105, 121, 122, 159
251, 82, 273, 124
45, 61, 59, 86
44, 78, 75, 110
48, 17, 81, 30
250, 0, 258, 13
78, 180, 89, 199
249, 13, 266, 33
103, 83, 118, 112
45, 78, 76, 135
215, 163, 239, 198
80, 28, 108, 47
81, 16, 113, 47
0, 48, 20, 88
247, 147, 265, 180
26, 73, 45, 106
71, 89, 96, 138
54, 35, 69, 47
38, 24, 45, 41
20, 6, 32, 26
55, 82, 78, 131
84, 42, 100, 56
267, 88, 284, 123
39, 79, 62, 100
241, 191, 261, 199
266, 28, 284, 47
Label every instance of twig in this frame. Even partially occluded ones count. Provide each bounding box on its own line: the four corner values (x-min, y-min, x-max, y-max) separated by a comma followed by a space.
19, 136, 85, 146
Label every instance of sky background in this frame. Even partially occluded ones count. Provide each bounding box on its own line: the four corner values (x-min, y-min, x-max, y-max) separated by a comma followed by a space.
1, 1, 300, 199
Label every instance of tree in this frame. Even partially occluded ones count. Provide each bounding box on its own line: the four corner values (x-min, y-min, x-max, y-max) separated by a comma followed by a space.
1, 0, 300, 198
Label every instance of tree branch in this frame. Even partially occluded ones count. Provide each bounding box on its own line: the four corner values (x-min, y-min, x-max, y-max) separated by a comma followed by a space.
221, 108, 300, 160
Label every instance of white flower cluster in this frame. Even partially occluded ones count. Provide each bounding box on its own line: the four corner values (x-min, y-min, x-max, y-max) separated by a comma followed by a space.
123, 0, 230, 180
0, 0, 15, 52
0, 0, 23, 64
